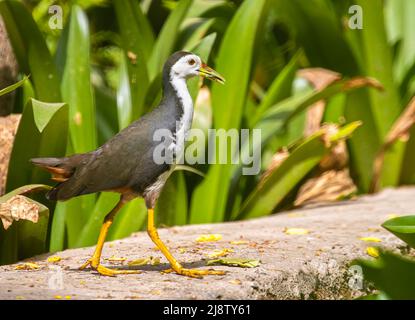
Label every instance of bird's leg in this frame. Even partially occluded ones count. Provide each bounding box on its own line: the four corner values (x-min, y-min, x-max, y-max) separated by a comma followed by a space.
79, 198, 140, 276
147, 208, 225, 278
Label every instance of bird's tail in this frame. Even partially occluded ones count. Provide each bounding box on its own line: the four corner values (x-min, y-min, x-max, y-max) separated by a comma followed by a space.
31, 156, 77, 200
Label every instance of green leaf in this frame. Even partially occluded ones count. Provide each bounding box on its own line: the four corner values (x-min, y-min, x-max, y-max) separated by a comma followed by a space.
354, 0, 403, 188
6, 99, 68, 192
107, 198, 147, 241
58, 5, 97, 248
156, 171, 188, 226
190, 0, 271, 223
239, 122, 361, 219
356, 251, 415, 300
0, 0, 60, 102
114, 0, 152, 119
250, 50, 301, 126
147, 0, 193, 80
382, 215, 415, 249
0, 75, 28, 97
207, 258, 260, 268
61, 5, 97, 154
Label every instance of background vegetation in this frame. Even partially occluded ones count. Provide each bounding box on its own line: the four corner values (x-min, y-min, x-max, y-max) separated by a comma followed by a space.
0, 0, 415, 298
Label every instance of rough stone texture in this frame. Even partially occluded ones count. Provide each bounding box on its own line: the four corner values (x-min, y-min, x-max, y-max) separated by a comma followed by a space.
0, 188, 413, 300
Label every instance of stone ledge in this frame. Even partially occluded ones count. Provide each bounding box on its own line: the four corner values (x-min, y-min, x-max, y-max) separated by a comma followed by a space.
0, 187, 411, 300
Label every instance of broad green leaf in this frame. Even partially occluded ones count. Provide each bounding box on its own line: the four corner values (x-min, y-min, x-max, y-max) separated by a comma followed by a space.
6, 99, 68, 192
59, 6, 97, 248
116, 54, 133, 130
76, 192, 120, 247
207, 258, 260, 268
274, 0, 358, 76
147, 0, 193, 80
114, 0, 152, 119
238, 122, 360, 219
0, 0, 60, 102
156, 171, 187, 226
61, 5, 97, 154
0, 75, 28, 97
382, 215, 415, 249
250, 51, 301, 127
190, 0, 270, 223
107, 198, 147, 241
354, 0, 403, 188
356, 251, 415, 300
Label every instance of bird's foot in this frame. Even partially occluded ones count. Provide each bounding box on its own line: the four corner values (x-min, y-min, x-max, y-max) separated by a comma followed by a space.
79, 258, 141, 277
164, 267, 226, 279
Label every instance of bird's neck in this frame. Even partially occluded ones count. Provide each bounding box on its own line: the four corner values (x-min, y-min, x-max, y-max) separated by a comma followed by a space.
163, 73, 194, 123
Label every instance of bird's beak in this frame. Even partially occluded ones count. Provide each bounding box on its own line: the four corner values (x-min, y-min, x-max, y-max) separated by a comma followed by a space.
198, 63, 225, 84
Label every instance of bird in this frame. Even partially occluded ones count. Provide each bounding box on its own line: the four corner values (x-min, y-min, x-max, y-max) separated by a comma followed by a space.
31, 51, 225, 278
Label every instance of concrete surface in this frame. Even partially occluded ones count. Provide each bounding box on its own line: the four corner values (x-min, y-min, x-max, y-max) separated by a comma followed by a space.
0, 188, 413, 300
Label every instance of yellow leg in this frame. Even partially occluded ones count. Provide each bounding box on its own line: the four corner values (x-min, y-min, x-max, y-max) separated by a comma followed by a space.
147, 208, 225, 278
79, 198, 140, 277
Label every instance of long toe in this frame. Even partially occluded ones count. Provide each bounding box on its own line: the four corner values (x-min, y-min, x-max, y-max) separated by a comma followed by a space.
172, 268, 226, 279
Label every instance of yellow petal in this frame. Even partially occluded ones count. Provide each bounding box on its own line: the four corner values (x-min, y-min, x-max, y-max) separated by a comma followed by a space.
196, 234, 222, 242
206, 248, 234, 258
54, 295, 62, 299
106, 256, 127, 262
65, 295, 71, 300
386, 214, 399, 220
229, 240, 249, 245
284, 227, 309, 235
229, 279, 242, 285
47, 256, 61, 263
366, 247, 379, 258
15, 262, 40, 270
359, 237, 382, 243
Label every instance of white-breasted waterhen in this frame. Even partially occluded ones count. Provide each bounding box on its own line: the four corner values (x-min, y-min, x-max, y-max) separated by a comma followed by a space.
31, 51, 225, 278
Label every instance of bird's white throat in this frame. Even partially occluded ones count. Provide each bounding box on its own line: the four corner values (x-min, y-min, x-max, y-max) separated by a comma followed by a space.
169, 73, 194, 162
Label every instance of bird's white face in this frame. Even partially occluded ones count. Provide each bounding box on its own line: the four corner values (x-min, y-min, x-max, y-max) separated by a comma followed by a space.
170, 54, 202, 79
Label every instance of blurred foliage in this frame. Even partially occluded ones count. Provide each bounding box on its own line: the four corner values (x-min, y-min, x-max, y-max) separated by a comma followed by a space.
356, 215, 415, 300
0, 0, 415, 289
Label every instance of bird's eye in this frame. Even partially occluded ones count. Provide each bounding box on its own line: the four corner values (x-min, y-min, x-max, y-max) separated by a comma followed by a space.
188, 59, 196, 66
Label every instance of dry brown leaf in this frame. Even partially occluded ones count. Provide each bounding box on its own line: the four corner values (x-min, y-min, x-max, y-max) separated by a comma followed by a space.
295, 169, 356, 206
298, 68, 341, 136
0, 195, 40, 230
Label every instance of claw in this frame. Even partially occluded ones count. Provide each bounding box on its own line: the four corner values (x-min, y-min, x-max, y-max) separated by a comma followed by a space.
164, 267, 226, 279
79, 258, 141, 277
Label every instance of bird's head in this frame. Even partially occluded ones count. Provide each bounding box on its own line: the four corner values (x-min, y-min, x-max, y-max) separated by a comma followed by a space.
165, 51, 225, 84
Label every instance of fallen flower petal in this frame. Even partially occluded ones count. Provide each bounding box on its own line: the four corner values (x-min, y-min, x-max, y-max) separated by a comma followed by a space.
284, 227, 309, 235
15, 262, 40, 270
366, 247, 380, 258
196, 234, 222, 242
47, 256, 61, 263
359, 237, 382, 243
